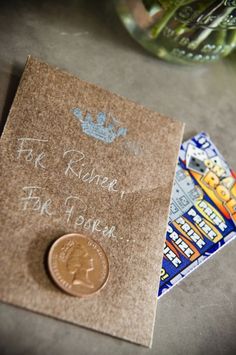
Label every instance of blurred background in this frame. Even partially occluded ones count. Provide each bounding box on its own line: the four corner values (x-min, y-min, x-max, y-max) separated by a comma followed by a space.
0, 1, 236, 355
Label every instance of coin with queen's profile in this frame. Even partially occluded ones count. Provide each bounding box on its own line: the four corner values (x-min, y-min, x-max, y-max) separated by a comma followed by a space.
48, 233, 109, 297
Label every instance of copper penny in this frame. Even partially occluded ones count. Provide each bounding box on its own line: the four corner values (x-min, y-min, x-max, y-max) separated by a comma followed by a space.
48, 233, 109, 297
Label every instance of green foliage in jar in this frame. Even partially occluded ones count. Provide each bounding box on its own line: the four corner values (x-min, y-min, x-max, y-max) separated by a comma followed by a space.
115, 0, 236, 63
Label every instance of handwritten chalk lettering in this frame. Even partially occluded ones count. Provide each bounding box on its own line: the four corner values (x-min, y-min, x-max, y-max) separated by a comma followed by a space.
21, 186, 53, 216
64, 195, 87, 223
74, 215, 117, 240
63, 149, 125, 198
18, 188, 121, 241
64, 195, 117, 239
17, 138, 48, 169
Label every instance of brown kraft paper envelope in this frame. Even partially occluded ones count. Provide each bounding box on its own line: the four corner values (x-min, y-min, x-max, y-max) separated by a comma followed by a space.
0, 57, 184, 347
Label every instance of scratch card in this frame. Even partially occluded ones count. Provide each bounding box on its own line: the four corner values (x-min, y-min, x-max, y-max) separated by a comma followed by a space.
159, 132, 236, 297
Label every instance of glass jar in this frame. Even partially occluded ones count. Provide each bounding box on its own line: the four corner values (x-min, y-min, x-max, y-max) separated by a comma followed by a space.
115, 0, 236, 64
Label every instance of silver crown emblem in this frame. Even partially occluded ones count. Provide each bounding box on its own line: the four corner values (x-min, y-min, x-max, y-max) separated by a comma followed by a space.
72, 108, 127, 144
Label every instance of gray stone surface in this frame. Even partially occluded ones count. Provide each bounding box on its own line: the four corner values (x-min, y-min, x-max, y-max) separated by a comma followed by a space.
0, 1, 236, 354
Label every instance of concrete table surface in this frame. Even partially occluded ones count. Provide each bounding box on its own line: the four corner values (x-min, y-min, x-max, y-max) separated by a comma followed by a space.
0, 1, 236, 354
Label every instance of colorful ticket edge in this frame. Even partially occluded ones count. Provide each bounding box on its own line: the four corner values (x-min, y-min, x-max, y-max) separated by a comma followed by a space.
158, 132, 236, 298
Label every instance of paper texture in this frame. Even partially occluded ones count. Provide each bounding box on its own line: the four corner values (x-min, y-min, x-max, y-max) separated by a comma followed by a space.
0, 56, 184, 347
